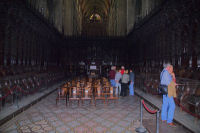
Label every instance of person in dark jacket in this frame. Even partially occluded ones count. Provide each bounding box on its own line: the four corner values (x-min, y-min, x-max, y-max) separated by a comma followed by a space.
121, 70, 129, 97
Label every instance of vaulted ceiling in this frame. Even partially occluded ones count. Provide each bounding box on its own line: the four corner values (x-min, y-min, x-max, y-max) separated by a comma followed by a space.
27, 0, 165, 37
79, 0, 111, 19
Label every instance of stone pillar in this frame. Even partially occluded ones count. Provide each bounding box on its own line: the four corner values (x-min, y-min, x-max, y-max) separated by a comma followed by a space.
63, 0, 73, 36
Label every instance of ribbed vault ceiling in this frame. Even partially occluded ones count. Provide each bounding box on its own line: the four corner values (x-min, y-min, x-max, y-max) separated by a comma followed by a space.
79, 0, 112, 19
27, 0, 164, 36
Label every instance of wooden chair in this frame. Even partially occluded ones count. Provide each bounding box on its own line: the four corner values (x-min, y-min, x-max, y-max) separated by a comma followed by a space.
76, 81, 82, 96
106, 86, 118, 104
69, 86, 81, 106
1, 81, 13, 107
81, 83, 93, 105
56, 84, 68, 106
94, 84, 106, 106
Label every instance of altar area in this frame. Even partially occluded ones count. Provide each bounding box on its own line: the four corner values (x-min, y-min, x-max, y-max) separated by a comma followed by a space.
87, 64, 101, 78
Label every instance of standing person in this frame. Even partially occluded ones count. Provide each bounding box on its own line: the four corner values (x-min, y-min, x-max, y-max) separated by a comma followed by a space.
121, 70, 129, 97
160, 63, 176, 126
129, 69, 134, 96
109, 66, 116, 87
113, 66, 116, 71
115, 69, 122, 96
171, 71, 176, 83
121, 66, 125, 75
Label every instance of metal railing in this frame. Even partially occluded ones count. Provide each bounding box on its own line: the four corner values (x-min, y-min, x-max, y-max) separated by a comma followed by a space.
136, 99, 160, 133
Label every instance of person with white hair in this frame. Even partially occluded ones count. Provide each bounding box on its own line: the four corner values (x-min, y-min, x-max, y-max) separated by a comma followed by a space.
160, 63, 176, 127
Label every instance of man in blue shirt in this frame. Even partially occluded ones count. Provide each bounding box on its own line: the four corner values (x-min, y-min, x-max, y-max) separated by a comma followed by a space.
160, 63, 176, 126
129, 69, 134, 96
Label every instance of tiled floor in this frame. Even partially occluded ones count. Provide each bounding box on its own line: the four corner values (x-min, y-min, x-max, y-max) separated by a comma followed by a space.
0, 81, 65, 122
0, 92, 191, 133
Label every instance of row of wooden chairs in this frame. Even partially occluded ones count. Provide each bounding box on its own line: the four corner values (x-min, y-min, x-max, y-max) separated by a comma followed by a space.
0, 71, 65, 111
56, 77, 118, 106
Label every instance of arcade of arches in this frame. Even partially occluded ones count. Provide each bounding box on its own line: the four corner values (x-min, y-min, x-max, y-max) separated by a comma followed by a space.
0, 0, 200, 132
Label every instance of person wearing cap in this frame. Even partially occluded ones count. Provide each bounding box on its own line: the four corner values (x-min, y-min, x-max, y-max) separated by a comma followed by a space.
121, 66, 125, 75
